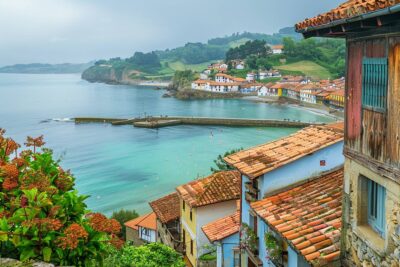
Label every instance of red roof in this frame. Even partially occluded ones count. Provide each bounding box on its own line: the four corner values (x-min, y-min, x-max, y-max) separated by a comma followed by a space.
224, 124, 344, 179
150, 192, 180, 224
176, 170, 241, 208
125, 212, 157, 231
202, 211, 240, 242
251, 168, 343, 265
296, 0, 400, 31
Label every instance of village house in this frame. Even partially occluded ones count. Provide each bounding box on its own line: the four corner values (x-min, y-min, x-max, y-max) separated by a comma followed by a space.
281, 75, 309, 84
251, 168, 344, 266
224, 123, 345, 267
285, 83, 301, 100
208, 62, 228, 73
271, 44, 284, 54
149, 192, 182, 252
202, 211, 241, 267
296, 0, 400, 266
300, 84, 322, 104
327, 89, 345, 110
257, 83, 275, 97
246, 73, 256, 83
176, 170, 241, 267
259, 70, 281, 80
192, 73, 245, 93
124, 212, 157, 245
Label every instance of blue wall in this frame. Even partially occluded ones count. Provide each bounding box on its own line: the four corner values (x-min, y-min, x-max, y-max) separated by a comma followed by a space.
220, 233, 239, 267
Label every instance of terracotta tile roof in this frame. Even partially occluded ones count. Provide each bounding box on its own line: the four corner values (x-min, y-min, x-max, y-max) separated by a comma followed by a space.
193, 79, 211, 84
176, 170, 241, 208
149, 192, 180, 224
272, 45, 284, 50
296, 0, 400, 31
251, 168, 343, 266
329, 89, 345, 97
202, 211, 240, 242
125, 212, 157, 231
224, 124, 343, 179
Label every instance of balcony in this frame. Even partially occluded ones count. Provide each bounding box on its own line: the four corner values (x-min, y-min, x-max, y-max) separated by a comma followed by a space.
245, 181, 259, 195
245, 191, 257, 202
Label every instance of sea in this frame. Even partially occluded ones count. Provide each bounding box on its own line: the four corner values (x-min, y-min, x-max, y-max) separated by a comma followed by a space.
0, 73, 336, 215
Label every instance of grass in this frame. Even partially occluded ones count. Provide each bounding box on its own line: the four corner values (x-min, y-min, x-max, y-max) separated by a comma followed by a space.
228, 38, 252, 48
166, 60, 214, 72
274, 60, 332, 80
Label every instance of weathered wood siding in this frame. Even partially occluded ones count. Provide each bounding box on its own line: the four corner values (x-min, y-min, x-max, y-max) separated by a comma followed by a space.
346, 35, 400, 170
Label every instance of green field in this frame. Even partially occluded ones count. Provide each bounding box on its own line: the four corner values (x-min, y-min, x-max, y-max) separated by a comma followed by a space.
275, 60, 332, 80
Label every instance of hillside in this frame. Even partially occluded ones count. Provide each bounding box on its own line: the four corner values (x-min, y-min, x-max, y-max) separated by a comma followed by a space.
0, 62, 94, 74
81, 29, 301, 84
275, 60, 332, 80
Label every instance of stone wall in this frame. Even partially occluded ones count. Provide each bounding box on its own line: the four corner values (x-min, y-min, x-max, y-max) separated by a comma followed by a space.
341, 159, 400, 267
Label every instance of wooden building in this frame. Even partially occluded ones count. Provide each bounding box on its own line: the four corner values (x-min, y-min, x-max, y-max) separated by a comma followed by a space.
297, 0, 400, 266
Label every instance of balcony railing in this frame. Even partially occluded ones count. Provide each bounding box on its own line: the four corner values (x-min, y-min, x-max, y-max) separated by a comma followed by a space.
245, 191, 257, 202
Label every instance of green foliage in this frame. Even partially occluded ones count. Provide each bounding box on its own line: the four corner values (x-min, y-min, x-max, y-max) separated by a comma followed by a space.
282, 37, 345, 78
259, 77, 281, 83
0, 131, 123, 266
104, 243, 185, 267
211, 148, 242, 173
126, 52, 161, 72
226, 40, 271, 61
264, 232, 282, 262
241, 223, 258, 252
111, 209, 138, 239
170, 70, 196, 91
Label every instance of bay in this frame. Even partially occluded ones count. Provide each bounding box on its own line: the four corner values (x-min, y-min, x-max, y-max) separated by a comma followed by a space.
0, 73, 335, 214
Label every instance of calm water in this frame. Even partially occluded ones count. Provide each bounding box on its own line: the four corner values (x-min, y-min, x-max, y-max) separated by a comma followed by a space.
0, 73, 335, 214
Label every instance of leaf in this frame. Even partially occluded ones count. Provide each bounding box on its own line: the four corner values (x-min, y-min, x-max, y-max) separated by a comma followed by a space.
0, 231, 8, 241
20, 248, 36, 261
43, 247, 52, 262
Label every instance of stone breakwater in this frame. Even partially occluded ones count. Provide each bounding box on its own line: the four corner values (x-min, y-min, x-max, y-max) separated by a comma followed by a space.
74, 116, 323, 129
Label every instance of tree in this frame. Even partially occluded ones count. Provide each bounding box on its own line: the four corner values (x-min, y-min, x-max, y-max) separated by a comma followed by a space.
0, 130, 123, 266
170, 70, 196, 91
211, 148, 243, 173
104, 243, 185, 267
111, 209, 139, 239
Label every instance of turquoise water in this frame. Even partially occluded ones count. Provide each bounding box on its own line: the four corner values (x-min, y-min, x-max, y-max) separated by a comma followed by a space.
0, 74, 335, 214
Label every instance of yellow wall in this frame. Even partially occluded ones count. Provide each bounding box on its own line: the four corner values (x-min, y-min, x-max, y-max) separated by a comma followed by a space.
181, 199, 197, 266
278, 88, 282, 96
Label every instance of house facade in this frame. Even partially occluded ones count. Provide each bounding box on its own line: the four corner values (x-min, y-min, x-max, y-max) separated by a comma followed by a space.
149, 192, 182, 252
202, 211, 241, 267
224, 124, 345, 267
125, 212, 157, 245
296, 1, 400, 266
176, 170, 241, 267
328, 89, 345, 109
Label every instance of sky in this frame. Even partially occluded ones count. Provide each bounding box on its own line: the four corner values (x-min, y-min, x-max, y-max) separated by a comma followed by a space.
0, 0, 343, 66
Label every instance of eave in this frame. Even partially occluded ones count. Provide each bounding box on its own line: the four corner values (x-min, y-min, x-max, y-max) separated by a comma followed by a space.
297, 4, 400, 38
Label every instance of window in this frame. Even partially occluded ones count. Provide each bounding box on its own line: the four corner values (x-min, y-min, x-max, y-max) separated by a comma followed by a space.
367, 179, 386, 237
190, 210, 192, 221
190, 240, 193, 255
233, 250, 240, 267
362, 57, 388, 112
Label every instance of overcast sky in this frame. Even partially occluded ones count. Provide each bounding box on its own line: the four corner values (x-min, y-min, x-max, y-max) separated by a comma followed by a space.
0, 0, 343, 66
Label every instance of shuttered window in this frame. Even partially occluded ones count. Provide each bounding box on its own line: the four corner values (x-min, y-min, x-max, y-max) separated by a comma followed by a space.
362, 57, 388, 112
367, 179, 386, 238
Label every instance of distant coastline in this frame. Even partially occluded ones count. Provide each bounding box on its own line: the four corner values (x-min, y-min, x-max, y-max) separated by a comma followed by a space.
0, 62, 94, 74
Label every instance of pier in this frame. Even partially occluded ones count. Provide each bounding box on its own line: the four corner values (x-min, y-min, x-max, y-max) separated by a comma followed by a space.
74, 116, 322, 129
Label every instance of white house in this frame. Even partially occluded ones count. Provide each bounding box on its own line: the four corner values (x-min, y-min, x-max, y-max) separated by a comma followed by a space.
271, 44, 284, 54
236, 63, 244, 70
125, 212, 157, 245
246, 73, 256, 82
300, 84, 321, 104
224, 123, 344, 267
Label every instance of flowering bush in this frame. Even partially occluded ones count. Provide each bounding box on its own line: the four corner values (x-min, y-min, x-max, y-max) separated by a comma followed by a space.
0, 129, 123, 266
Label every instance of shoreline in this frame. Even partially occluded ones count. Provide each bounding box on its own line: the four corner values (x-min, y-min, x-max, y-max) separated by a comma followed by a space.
242, 95, 343, 121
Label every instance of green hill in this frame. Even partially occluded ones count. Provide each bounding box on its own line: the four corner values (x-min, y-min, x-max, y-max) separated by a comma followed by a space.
275, 61, 332, 80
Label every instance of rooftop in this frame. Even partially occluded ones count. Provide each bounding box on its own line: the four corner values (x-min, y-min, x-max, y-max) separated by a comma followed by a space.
176, 170, 241, 208
251, 168, 343, 265
149, 192, 180, 224
125, 212, 157, 231
202, 211, 240, 242
224, 124, 344, 179
296, 0, 400, 35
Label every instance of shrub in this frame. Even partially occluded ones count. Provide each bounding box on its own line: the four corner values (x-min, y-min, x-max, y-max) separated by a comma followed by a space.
0, 129, 123, 266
